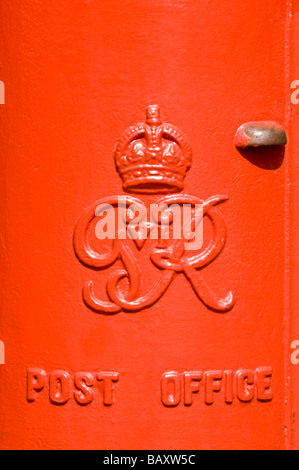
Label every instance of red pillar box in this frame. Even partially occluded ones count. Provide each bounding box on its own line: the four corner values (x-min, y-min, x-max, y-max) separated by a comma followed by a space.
0, 0, 296, 450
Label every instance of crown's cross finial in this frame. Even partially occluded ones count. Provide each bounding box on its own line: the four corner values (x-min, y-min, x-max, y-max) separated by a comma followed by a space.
115, 105, 193, 194
146, 104, 163, 126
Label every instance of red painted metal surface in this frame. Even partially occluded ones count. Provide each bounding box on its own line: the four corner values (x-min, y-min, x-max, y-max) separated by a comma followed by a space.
0, 0, 296, 450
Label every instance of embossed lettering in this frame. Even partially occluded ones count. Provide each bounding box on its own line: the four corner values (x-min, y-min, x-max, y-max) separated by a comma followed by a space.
49, 370, 71, 405
27, 369, 119, 406
184, 371, 202, 406
96, 372, 119, 406
161, 372, 181, 407
256, 367, 273, 402
161, 368, 273, 406
224, 370, 234, 404
204, 370, 223, 405
236, 369, 255, 402
74, 372, 95, 405
27, 368, 46, 402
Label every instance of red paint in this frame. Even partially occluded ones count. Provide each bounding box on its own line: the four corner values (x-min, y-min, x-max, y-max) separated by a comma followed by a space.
115, 104, 192, 193
289, 0, 299, 451
0, 0, 295, 450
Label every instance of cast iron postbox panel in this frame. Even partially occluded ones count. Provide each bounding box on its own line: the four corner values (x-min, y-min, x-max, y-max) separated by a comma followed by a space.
0, 0, 298, 450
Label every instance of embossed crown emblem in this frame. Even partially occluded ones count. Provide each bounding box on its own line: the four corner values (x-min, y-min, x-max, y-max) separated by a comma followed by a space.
115, 105, 192, 193
74, 104, 235, 316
